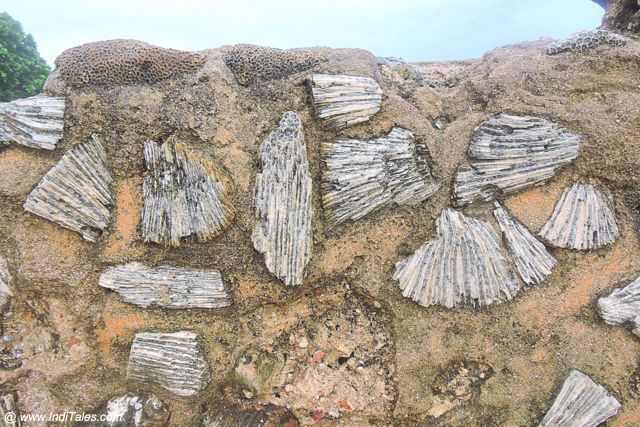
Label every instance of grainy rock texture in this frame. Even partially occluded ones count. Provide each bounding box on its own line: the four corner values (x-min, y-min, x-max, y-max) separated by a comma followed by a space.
2, 28, 640, 425
597, 0, 640, 32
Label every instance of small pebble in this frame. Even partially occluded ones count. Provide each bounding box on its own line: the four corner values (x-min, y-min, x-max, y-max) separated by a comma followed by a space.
313, 350, 325, 363
285, 384, 294, 393
298, 338, 309, 348
312, 410, 324, 421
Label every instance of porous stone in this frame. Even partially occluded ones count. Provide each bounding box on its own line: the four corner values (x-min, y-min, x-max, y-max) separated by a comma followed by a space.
54, 39, 205, 87
598, 275, 640, 337
23, 135, 115, 242
98, 262, 231, 309
540, 370, 621, 426
252, 112, 312, 287
393, 208, 520, 308
493, 202, 556, 286
141, 139, 234, 247
127, 331, 210, 397
322, 127, 439, 224
81, 392, 170, 427
224, 44, 324, 85
309, 74, 383, 129
539, 182, 619, 250
0, 95, 65, 150
545, 29, 627, 55
453, 114, 581, 206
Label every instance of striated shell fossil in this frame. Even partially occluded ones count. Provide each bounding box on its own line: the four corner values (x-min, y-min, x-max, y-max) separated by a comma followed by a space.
309, 74, 383, 130
81, 393, 170, 427
393, 208, 520, 308
598, 275, 640, 337
454, 114, 581, 206
99, 262, 231, 309
493, 202, 556, 286
0, 94, 65, 150
141, 139, 234, 246
545, 29, 626, 55
0, 257, 12, 314
127, 331, 210, 397
539, 182, 618, 250
252, 112, 312, 287
201, 402, 298, 427
540, 370, 621, 426
322, 127, 439, 224
0, 391, 19, 427
23, 135, 115, 242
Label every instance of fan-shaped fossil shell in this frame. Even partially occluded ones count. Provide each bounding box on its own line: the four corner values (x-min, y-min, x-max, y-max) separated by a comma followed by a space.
141, 139, 234, 246
127, 331, 210, 397
322, 127, 439, 224
454, 114, 580, 206
539, 182, 618, 250
23, 135, 114, 242
540, 370, 621, 426
310, 74, 383, 129
252, 112, 312, 287
393, 208, 520, 308
493, 202, 556, 286
99, 262, 231, 309
0, 94, 65, 150
598, 275, 640, 337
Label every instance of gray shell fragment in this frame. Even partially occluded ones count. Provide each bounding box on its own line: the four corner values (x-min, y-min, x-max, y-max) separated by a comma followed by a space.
0, 258, 12, 314
23, 135, 114, 242
393, 208, 520, 308
540, 370, 620, 427
539, 182, 618, 250
545, 29, 626, 55
494, 202, 556, 286
82, 392, 170, 427
454, 114, 580, 206
0, 391, 19, 427
141, 140, 234, 247
598, 275, 640, 337
99, 262, 231, 309
310, 74, 383, 129
0, 94, 65, 150
252, 112, 312, 287
127, 331, 210, 397
322, 127, 439, 224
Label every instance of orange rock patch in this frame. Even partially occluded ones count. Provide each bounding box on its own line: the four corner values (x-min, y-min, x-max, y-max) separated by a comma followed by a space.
102, 177, 144, 260
94, 309, 146, 364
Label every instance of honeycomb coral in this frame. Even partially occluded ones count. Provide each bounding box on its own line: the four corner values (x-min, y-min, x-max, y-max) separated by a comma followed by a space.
54, 39, 205, 87
545, 29, 626, 55
224, 44, 325, 85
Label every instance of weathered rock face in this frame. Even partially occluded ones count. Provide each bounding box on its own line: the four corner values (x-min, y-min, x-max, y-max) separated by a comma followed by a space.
597, 0, 640, 32
3, 20, 640, 425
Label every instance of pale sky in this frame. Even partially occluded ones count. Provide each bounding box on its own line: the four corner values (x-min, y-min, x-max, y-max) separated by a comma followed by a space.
2, 0, 604, 66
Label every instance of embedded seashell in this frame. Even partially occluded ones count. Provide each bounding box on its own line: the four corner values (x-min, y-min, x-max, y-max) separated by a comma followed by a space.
99, 262, 231, 309
0, 94, 65, 150
310, 74, 383, 129
454, 114, 580, 206
322, 127, 439, 224
0, 391, 19, 427
0, 257, 12, 314
545, 29, 626, 55
539, 182, 618, 250
83, 393, 170, 427
127, 331, 210, 397
393, 208, 520, 308
540, 370, 621, 426
141, 139, 234, 246
493, 202, 556, 286
252, 112, 312, 286
23, 135, 114, 242
598, 275, 640, 337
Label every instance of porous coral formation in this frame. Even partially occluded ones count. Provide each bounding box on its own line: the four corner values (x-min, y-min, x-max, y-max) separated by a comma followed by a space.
0, 95, 65, 150
54, 39, 205, 87
224, 44, 324, 85
545, 29, 626, 55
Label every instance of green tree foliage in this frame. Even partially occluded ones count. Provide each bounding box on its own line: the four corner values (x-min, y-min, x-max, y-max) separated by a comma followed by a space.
0, 12, 50, 101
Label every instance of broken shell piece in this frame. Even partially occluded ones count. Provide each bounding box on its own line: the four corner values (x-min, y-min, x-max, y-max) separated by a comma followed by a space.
252, 112, 312, 286
454, 114, 580, 206
99, 262, 231, 309
0, 258, 12, 314
0, 94, 65, 150
141, 139, 234, 246
0, 391, 19, 427
23, 135, 114, 242
127, 331, 210, 397
598, 275, 640, 337
82, 393, 170, 427
393, 208, 520, 308
545, 29, 626, 55
493, 202, 556, 286
540, 370, 620, 426
322, 127, 439, 224
310, 74, 383, 130
201, 401, 298, 427
539, 182, 618, 250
